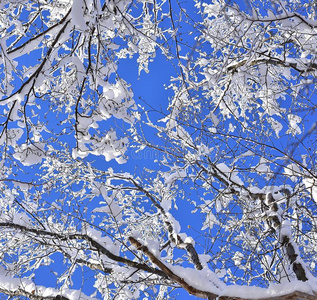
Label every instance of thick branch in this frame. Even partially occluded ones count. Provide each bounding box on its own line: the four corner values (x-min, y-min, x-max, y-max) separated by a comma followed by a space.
129, 237, 317, 300
129, 236, 218, 299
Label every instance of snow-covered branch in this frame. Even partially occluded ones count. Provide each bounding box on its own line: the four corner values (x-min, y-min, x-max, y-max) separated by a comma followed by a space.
0, 272, 92, 300
0, 222, 167, 279
129, 237, 317, 300
263, 191, 311, 282
1, 0, 317, 298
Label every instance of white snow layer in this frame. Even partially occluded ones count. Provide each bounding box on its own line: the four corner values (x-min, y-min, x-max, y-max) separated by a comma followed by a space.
221, 280, 317, 299
303, 177, 317, 204
170, 263, 317, 299
0, 273, 93, 300
71, 0, 87, 31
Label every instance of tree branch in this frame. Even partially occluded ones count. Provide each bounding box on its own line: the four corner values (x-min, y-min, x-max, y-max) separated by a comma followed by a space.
0, 222, 168, 279
0, 274, 91, 300
129, 237, 317, 300
129, 236, 218, 299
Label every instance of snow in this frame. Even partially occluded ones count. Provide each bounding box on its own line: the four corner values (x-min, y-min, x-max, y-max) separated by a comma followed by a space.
0, 273, 94, 300
71, 0, 87, 31
170, 265, 225, 292
12, 181, 30, 191
74, 128, 129, 164
71, 56, 86, 75
268, 117, 283, 138
284, 163, 301, 182
7, 128, 23, 146
255, 158, 270, 174
280, 219, 292, 240
221, 280, 316, 299
72, 147, 88, 159
13, 212, 32, 226
164, 168, 187, 185
168, 265, 316, 299
13, 143, 46, 166
303, 177, 317, 204
165, 213, 181, 234
201, 211, 219, 230
230, 170, 243, 185
198, 254, 211, 267
92, 186, 123, 220
144, 239, 160, 257
286, 114, 302, 136
206, 111, 219, 127
216, 163, 231, 174
86, 227, 120, 256
94, 201, 122, 220
216, 163, 243, 185
232, 251, 244, 266
161, 198, 172, 211
202, 2, 223, 18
